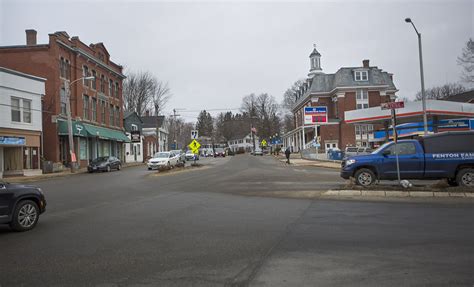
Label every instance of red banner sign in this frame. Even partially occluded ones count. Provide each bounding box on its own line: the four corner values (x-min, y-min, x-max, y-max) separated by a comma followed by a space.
381, 101, 405, 110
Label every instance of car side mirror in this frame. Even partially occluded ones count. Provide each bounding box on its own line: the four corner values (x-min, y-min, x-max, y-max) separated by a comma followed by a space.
382, 150, 391, 156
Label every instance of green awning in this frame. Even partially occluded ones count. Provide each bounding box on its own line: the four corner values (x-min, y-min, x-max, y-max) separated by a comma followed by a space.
57, 120, 88, 137
57, 120, 130, 142
83, 124, 130, 142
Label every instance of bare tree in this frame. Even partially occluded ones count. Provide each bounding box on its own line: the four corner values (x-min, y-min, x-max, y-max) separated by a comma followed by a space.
457, 38, 474, 85
282, 79, 305, 110
415, 83, 466, 101
152, 81, 172, 116
123, 71, 156, 116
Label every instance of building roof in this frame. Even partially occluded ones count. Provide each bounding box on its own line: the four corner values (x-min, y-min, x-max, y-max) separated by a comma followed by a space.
308, 67, 397, 94
141, 116, 165, 128
309, 47, 321, 57
445, 89, 474, 103
293, 64, 397, 111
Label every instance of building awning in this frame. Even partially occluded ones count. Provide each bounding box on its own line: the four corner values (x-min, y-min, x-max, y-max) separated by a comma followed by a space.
58, 120, 130, 142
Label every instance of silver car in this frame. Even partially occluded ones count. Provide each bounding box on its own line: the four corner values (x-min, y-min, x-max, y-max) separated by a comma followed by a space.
171, 150, 186, 164
147, 152, 179, 170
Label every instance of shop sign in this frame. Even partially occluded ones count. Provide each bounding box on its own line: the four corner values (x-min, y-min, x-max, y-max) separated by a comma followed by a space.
0, 136, 26, 145
131, 131, 141, 142
304, 106, 328, 124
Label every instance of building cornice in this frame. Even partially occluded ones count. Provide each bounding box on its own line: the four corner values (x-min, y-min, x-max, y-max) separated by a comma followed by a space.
56, 40, 126, 80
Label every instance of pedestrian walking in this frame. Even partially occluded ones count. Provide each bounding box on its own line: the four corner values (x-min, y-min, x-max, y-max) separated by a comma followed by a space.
285, 147, 291, 164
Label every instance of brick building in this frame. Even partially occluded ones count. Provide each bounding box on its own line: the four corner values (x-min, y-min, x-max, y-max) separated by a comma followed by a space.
0, 29, 128, 168
283, 46, 398, 151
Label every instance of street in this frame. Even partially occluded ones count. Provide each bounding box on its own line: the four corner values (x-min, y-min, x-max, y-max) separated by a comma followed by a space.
0, 155, 473, 286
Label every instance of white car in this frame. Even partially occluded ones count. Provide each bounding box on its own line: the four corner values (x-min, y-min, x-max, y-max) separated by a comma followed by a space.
147, 152, 179, 170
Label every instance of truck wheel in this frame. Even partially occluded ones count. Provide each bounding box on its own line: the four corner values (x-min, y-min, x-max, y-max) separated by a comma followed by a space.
456, 168, 474, 187
354, 168, 376, 187
447, 178, 458, 187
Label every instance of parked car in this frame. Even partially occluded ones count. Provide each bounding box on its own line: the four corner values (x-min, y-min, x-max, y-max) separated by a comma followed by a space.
185, 150, 199, 161
343, 146, 372, 159
171, 150, 186, 164
0, 181, 47, 231
88, 156, 122, 173
253, 148, 263, 156
341, 131, 474, 187
205, 149, 214, 157
214, 148, 226, 157
147, 151, 179, 170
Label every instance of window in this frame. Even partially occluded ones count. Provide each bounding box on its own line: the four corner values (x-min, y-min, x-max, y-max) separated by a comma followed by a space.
115, 82, 119, 98
131, 124, 138, 131
59, 57, 71, 79
109, 79, 113, 97
100, 75, 106, 93
83, 66, 90, 86
385, 142, 416, 155
83, 95, 90, 120
356, 89, 369, 109
23, 99, 31, 123
92, 98, 97, 122
91, 70, 97, 90
109, 104, 114, 126
60, 87, 67, 115
354, 70, 368, 81
137, 144, 141, 155
11, 98, 21, 122
101, 101, 106, 124
115, 107, 120, 127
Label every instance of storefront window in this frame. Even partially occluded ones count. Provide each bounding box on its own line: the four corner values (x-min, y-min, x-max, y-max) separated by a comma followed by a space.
80, 138, 88, 160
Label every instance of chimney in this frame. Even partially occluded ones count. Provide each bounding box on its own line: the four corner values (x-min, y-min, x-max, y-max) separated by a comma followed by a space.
26, 29, 37, 46
363, 59, 370, 68
145, 110, 150, 117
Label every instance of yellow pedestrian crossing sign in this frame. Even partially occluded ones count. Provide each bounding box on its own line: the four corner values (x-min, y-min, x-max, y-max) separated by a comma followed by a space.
188, 139, 201, 154
261, 139, 267, 146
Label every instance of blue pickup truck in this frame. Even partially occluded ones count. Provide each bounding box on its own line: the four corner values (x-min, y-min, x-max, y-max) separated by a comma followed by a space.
340, 131, 474, 187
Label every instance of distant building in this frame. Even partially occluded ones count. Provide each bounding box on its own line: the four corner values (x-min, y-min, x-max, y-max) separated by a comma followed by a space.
0, 67, 45, 178
123, 111, 144, 163
141, 112, 168, 160
283, 45, 398, 151
0, 29, 129, 168
228, 133, 259, 153
445, 89, 474, 103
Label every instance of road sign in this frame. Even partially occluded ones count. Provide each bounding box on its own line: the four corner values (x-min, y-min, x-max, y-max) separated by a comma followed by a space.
191, 130, 199, 139
188, 139, 201, 154
304, 106, 328, 124
381, 101, 405, 110
261, 139, 267, 146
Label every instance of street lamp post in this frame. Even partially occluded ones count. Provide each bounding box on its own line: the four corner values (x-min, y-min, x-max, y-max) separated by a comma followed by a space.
405, 17, 428, 136
64, 76, 95, 173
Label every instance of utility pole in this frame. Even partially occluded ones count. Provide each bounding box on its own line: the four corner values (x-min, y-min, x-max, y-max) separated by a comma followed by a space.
65, 76, 94, 173
171, 108, 181, 150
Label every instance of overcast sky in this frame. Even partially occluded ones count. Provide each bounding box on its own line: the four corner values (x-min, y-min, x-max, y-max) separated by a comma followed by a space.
1, 0, 472, 121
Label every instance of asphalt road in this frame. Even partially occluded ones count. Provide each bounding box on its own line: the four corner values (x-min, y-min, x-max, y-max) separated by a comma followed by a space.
0, 155, 473, 286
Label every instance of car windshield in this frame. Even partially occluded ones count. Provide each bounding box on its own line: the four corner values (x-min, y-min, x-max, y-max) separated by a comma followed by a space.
215, 148, 224, 152
371, 142, 392, 154
92, 157, 109, 163
153, 152, 169, 158
171, 150, 181, 154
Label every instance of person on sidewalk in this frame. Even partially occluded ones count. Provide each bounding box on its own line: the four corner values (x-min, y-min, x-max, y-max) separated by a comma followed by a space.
285, 147, 291, 164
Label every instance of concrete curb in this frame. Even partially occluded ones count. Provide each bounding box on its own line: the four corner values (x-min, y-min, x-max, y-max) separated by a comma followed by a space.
322, 190, 472, 198
4, 162, 145, 183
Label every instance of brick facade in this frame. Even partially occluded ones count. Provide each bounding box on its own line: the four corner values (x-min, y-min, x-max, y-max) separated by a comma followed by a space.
0, 30, 126, 165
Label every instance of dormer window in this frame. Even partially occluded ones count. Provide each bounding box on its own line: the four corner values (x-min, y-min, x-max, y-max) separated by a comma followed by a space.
354, 70, 368, 81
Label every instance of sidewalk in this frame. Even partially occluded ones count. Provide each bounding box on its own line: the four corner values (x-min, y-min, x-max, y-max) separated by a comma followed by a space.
3, 162, 144, 183
275, 154, 341, 169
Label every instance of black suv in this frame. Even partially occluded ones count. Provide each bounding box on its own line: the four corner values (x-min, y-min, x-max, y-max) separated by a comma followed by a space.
0, 182, 46, 231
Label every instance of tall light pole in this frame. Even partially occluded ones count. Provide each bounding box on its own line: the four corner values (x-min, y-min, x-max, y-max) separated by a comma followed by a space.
405, 17, 428, 136
65, 76, 94, 172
